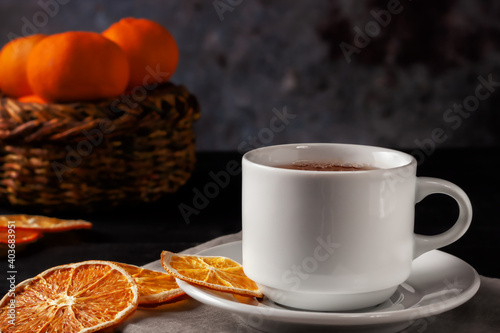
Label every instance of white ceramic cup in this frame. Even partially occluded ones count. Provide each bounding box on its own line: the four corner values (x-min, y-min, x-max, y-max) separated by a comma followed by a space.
242, 143, 472, 311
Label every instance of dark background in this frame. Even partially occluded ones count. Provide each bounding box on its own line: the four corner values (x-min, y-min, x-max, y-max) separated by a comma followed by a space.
1, 0, 499, 151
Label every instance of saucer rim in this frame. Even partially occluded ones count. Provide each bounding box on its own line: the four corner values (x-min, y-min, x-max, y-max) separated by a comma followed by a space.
176, 240, 480, 327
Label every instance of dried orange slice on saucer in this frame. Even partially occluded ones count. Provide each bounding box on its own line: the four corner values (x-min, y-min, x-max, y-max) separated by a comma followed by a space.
0, 261, 138, 333
0, 228, 42, 245
161, 251, 263, 298
0, 215, 92, 232
114, 262, 186, 307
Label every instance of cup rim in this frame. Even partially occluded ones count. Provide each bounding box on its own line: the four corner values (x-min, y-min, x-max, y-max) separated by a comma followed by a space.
242, 143, 417, 173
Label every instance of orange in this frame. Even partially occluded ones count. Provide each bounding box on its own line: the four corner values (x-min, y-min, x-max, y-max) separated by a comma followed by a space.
0, 215, 92, 232
0, 228, 42, 245
0, 260, 138, 332
0, 34, 47, 98
102, 17, 178, 89
27, 31, 129, 102
114, 262, 186, 307
161, 251, 263, 298
17, 94, 47, 104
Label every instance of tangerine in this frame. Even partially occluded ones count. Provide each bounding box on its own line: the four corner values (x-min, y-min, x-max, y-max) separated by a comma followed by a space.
17, 94, 47, 104
26, 31, 129, 102
102, 17, 179, 89
0, 34, 47, 98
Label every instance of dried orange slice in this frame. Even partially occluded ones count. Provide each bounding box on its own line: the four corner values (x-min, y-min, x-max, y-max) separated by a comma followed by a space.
0, 228, 42, 245
0, 215, 92, 232
161, 251, 263, 298
0, 261, 138, 332
114, 262, 186, 307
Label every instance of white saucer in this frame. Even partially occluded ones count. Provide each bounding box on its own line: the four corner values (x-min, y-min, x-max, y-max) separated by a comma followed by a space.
176, 241, 480, 333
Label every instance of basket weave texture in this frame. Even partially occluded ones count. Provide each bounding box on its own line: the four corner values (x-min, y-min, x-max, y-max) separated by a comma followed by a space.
0, 83, 200, 212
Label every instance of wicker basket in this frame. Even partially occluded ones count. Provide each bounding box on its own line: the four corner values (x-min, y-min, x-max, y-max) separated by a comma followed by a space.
0, 83, 200, 212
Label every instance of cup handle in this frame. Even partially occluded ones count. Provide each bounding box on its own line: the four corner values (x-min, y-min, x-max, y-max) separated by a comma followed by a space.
413, 177, 473, 259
